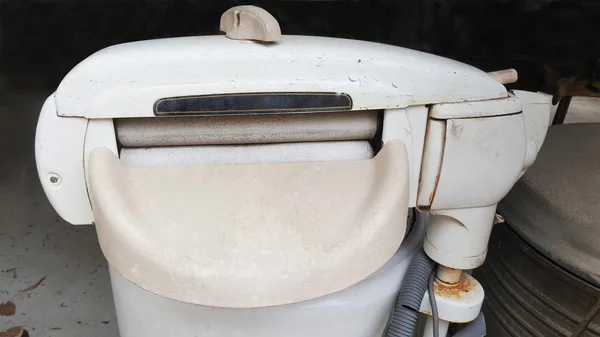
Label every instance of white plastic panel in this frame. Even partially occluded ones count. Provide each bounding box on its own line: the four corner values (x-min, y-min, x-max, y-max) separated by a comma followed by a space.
382, 106, 428, 207
84, 119, 118, 184
120, 141, 374, 166
424, 205, 497, 269
430, 113, 527, 210
513, 90, 551, 170
35, 94, 92, 225
55, 35, 507, 118
430, 95, 521, 119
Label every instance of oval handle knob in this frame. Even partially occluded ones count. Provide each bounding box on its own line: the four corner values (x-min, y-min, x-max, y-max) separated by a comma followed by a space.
220, 5, 281, 42
488, 69, 518, 85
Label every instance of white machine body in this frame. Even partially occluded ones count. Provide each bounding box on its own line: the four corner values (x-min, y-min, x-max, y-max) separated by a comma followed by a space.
35, 19, 550, 337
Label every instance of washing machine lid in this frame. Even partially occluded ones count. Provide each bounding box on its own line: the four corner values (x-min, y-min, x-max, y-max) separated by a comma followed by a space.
54, 35, 508, 119
88, 140, 409, 308
499, 123, 600, 287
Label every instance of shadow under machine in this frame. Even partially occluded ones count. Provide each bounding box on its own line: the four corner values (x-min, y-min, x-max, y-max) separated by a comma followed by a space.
34, 6, 551, 337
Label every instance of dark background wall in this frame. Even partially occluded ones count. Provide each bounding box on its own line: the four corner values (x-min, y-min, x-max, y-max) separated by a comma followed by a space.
1, 0, 599, 92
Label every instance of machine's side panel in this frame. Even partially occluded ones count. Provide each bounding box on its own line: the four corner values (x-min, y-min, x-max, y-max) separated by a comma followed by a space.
431, 114, 527, 210
513, 90, 551, 171
35, 94, 93, 225
417, 98, 533, 269
382, 106, 428, 207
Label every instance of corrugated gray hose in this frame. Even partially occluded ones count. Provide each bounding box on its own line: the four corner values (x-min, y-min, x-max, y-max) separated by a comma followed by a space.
386, 248, 435, 337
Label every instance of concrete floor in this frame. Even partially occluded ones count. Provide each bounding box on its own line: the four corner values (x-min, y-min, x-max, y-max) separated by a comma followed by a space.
0, 89, 598, 337
548, 95, 600, 124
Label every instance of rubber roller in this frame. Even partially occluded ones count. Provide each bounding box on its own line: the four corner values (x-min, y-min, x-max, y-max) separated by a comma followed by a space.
115, 111, 379, 147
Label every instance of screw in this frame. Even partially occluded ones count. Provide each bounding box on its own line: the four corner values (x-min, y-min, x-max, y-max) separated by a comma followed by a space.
49, 174, 60, 186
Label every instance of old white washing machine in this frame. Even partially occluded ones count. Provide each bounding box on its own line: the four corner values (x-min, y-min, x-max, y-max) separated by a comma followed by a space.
35, 5, 550, 337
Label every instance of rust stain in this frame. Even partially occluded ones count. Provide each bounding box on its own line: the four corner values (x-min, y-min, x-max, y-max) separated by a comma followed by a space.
0, 301, 16, 316
427, 119, 446, 205
0, 327, 28, 337
417, 113, 445, 207
429, 171, 441, 204
434, 276, 475, 300
20, 276, 46, 293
